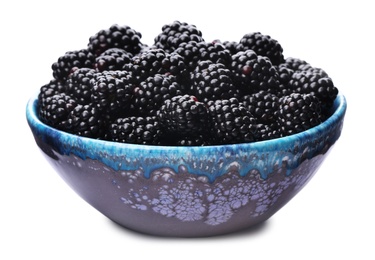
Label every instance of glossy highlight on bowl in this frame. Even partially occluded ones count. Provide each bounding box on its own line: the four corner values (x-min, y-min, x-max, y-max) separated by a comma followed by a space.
26, 94, 346, 237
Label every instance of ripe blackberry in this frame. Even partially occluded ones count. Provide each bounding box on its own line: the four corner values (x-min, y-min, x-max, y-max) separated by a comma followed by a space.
90, 70, 135, 115
38, 79, 67, 111
133, 74, 183, 116
66, 68, 97, 104
255, 122, 281, 142
241, 91, 279, 125
238, 32, 285, 65
87, 24, 143, 56
288, 70, 338, 107
67, 103, 107, 138
231, 50, 280, 94
107, 116, 163, 145
157, 94, 209, 137
154, 21, 204, 53
190, 61, 239, 103
38, 93, 77, 131
95, 48, 133, 72
52, 49, 95, 81
207, 98, 258, 144
174, 41, 232, 71
277, 93, 322, 136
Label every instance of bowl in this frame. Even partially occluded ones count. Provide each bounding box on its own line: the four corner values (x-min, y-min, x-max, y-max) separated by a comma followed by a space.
26, 94, 346, 237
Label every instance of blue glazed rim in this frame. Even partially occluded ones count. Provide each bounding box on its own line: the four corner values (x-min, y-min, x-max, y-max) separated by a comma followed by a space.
26, 94, 347, 181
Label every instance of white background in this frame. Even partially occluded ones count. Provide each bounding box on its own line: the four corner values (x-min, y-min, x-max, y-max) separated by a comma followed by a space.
1, 0, 373, 259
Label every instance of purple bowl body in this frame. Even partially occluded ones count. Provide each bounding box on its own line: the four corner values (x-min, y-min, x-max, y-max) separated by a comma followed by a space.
26, 94, 346, 237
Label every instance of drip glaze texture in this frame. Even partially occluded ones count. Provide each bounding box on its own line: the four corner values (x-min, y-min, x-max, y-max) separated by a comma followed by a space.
26, 94, 346, 237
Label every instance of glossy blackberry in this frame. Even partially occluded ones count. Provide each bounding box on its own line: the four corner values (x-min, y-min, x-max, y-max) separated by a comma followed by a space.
66, 68, 97, 104
190, 61, 239, 103
133, 74, 183, 116
241, 91, 279, 125
207, 98, 258, 144
38, 93, 77, 131
154, 21, 204, 53
87, 24, 143, 56
277, 93, 322, 136
66, 103, 107, 138
38, 79, 67, 111
91, 70, 135, 115
238, 32, 285, 65
174, 41, 232, 71
231, 50, 280, 94
255, 122, 281, 142
157, 94, 209, 137
52, 49, 95, 81
95, 48, 133, 72
107, 116, 163, 145
288, 70, 338, 107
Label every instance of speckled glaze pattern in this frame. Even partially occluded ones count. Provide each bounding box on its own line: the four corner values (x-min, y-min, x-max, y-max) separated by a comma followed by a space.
26, 95, 346, 237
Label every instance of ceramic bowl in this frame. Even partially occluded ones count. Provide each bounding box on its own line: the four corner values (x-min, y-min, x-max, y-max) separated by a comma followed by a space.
26, 94, 346, 237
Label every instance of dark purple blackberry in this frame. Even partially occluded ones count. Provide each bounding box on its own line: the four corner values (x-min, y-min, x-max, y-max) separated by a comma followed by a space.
288, 70, 338, 107
241, 91, 279, 125
157, 94, 209, 137
174, 41, 232, 71
66, 103, 107, 138
154, 21, 204, 53
66, 68, 97, 104
90, 70, 135, 115
231, 50, 280, 94
207, 98, 258, 144
52, 49, 95, 81
255, 122, 281, 142
95, 48, 133, 72
190, 61, 240, 103
238, 32, 284, 65
107, 116, 163, 145
38, 93, 77, 131
38, 79, 67, 111
277, 93, 322, 136
133, 74, 184, 116
87, 24, 143, 56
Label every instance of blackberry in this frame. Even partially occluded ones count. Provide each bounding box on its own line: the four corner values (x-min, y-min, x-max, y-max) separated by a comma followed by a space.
241, 91, 279, 125
95, 48, 133, 72
238, 32, 285, 65
207, 98, 258, 144
107, 116, 163, 145
255, 122, 281, 142
277, 93, 322, 136
38, 79, 67, 111
67, 103, 107, 138
276, 65, 294, 96
52, 49, 95, 81
154, 21, 204, 53
190, 61, 239, 103
90, 70, 135, 115
231, 50, 280, 94
288, 70, 338, 107
87, 24, 143, 56
133, 74, 183, 116
174, 41, 232, 70
66, 68, 97, 104
157, 94, 209, 137
38, 93, 77, 131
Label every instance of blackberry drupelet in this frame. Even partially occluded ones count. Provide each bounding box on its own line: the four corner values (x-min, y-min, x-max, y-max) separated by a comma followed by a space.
173, 135, 208, 146
66, 68, 97, 104
67, 103, 107, 138
220, 40, 243, 56
207, 98, 258, 144
38, 93, 77, 131
52, 49, 95, 82
88, 24, 143, 56
107, 116, 163, 145
255, 122, 281, 142
279, 57, 308, 71
154, 21, 204, 53
157, 94, 209, 137
238, 32, 285, 65
190, 61, 240, 103
277, 93, 322, 136
231, 50, 280, 94
90, 70, 135, 115
133, 74, 184, 116
95, 48, 133, 72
